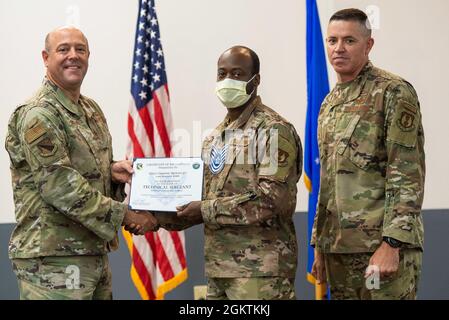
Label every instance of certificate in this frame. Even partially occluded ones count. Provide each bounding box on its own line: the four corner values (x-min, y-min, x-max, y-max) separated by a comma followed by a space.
129, 157, 204, 212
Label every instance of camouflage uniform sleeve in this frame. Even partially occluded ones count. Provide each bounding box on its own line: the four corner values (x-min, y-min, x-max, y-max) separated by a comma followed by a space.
90, 100, 127, 203
20, 106, 126, 241
310, 202, 320, 247
382, 82, 425, 245
310, 176, 326, 248
111, 181, 126, 202
201, 123, 301, 227
110, 162, 127, 202
157, 213, 202, 231
310, 108, 326, 248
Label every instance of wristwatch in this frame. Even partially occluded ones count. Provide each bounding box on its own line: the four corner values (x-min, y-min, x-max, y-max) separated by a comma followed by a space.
383, 236, 402, 248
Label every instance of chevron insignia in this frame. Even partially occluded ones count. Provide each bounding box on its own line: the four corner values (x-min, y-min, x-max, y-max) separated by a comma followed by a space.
209, 144, 228, 175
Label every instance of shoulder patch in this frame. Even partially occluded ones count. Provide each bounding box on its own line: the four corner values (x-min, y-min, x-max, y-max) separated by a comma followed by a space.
258, 128, 298, 181
397, 108, 416, 132
387, 99, 420, 148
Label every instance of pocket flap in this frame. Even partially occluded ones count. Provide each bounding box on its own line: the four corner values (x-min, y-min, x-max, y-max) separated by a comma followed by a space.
337, 114, 361, 155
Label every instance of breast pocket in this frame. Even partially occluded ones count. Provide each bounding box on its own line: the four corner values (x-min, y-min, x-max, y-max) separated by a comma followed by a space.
337, 111, 382, 170
202, 137, 214, 163
215, 137, 251, 191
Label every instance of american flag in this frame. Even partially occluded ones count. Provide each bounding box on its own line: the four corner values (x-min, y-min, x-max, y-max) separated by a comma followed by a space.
123, 0, 187, 300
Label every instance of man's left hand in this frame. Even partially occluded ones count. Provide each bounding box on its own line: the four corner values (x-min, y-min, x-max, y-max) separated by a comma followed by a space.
111, 160, 133, 184
177, 201, 202, 222
365, 241, 400, 279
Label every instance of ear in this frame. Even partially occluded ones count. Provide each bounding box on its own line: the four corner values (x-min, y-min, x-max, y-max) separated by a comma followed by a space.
254, 73, 261, 86
365, 37, 375, 56
42, 50, 49, 67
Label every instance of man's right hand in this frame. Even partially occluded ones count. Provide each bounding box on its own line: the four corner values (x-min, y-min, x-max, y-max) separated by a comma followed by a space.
122, 209, 159, 235
311, 249, 326, 284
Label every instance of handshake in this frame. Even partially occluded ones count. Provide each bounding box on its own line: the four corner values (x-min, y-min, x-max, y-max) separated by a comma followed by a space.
120, 201, 204, 236
122, 209, 159, 235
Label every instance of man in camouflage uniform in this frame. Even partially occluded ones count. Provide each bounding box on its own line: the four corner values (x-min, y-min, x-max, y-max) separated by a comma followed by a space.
5, 27, 158, 300
159, 46, 302, 299
310, 9, 425, 299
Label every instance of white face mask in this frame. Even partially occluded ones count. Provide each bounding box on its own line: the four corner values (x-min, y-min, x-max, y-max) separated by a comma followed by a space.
215, 74, 257, 108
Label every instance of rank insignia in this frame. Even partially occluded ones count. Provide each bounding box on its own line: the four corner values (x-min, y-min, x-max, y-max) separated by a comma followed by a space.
209, 144, 228, 175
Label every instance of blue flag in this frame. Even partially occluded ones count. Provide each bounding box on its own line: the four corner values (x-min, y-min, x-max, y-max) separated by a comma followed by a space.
305, 0, 330, 299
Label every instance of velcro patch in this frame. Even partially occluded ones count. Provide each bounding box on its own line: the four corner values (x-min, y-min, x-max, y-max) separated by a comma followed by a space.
344, 105, 370, 112
25, 124, 46, 144
397, 111, 416, 132
36, 138, 56, 157
387, 99, 420, 148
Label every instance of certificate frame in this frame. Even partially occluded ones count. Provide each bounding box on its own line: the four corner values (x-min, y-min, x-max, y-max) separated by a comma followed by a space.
128, 157, 204, 212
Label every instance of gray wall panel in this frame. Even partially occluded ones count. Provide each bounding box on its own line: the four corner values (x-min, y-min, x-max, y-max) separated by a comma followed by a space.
1, 210, 448, 300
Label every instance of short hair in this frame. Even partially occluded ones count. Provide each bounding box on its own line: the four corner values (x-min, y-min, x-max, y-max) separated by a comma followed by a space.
44, 33, 51, 52
329, 8, 372, 37
221, 46, 260, 75
232, 45, 260, 75
246, 47, 260, 75
44, 27, 89, 52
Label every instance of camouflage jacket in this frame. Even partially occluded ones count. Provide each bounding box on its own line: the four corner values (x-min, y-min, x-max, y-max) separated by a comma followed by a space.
163, 96, 302, 278
5, 79, 127, 259
311, 62, 425, 253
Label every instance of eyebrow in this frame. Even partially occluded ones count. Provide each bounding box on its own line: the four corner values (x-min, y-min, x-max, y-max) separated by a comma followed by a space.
328, 36, 357, 39
56, 42, 87, 48
217, 67, 245, 72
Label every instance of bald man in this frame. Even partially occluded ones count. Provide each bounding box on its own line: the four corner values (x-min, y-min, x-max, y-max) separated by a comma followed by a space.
5, 27, 158, 300
159, 46, 303, 299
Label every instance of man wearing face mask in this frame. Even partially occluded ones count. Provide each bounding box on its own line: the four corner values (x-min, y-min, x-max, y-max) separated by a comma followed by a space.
159, 46, 303, 299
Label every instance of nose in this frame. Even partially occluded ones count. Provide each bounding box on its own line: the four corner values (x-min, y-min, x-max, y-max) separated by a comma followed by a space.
67, 47, 79, 60
335, 40, 345, 53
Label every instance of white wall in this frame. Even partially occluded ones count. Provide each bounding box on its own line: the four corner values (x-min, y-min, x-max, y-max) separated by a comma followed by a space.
1, 0, 448, 223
